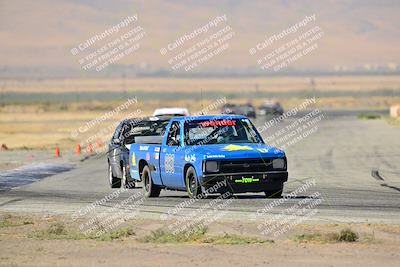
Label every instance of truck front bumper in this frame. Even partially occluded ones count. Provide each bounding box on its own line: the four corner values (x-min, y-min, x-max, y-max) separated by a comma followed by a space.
201, 171, 288, 193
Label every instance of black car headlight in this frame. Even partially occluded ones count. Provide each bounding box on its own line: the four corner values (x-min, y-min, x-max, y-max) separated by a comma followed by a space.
272, 158, 286, 169
205, 161, 219, 173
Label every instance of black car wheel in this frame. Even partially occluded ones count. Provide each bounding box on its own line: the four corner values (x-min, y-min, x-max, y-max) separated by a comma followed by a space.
185, 167, 202, 198
109, 163, 121, 188
142, 165, 161, 197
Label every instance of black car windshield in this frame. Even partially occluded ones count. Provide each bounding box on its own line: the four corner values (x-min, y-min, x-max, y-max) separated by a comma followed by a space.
184, 118, 263, 145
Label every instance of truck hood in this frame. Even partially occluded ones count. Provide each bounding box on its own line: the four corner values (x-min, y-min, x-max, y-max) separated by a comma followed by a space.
188, 143, 285, 160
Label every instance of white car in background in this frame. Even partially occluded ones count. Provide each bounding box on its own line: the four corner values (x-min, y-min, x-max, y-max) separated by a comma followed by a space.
152, 108, 190, 117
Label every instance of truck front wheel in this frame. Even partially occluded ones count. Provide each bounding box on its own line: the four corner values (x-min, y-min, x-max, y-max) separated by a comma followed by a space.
185, 166, 202, 198
109, 163, 121, 188
142, 165, 161, 197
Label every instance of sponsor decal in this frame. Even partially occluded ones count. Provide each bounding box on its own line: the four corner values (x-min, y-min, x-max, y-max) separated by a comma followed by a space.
146, 152, 151, 161
234, 177, 260, 183
223, 144, 253, 151
257, 148, 269, 153
139, 145, 149, 151
185, 154, 196, 162
154, 147, 161, 152
206, 154, 225, 159
131, 153, 137, 166
199, 120, 236, 127
154, 153, 159, 160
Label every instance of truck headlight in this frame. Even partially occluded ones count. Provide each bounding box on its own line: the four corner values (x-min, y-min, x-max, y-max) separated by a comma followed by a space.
205, 161, 219, 173
272, 158, 285, 169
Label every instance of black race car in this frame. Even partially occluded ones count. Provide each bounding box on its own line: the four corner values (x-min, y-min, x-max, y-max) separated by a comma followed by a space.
221, 103, 237, 115
238, 103, 256, 118
258, 101, 284, 116
107, 117, 170, 188
221, 103, 256, 118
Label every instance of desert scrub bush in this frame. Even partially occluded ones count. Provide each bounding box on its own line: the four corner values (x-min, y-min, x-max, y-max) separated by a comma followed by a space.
94, 227, 135, 241
203, 233, 274, 245
335, 228, 358, 242
0, 214, 34, 228
140, 226, 207, 243
294, 228, 358, 243
357, 113, 381, 120
29, 223, 134, 241
141, 226, 273, 245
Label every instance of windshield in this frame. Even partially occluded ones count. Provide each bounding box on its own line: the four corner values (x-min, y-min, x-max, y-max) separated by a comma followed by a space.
122, 119, 169, 144
184, 118, 263, 145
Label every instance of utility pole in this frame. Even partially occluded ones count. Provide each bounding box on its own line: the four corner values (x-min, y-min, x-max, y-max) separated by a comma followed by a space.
0, 82, 5, 107
200, 88, 204, 115
310, 77, 316, 97
122, 65, 127, 100
1, 66, 7, 107
255, 83, 259, 96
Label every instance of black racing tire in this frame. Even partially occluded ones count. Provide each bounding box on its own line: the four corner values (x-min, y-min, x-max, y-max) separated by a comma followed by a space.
185, 166, 202, 198
121, 165, 135, 189
142, 165, 161, 197
108, 163, 121, 188
264, 189, 283, 198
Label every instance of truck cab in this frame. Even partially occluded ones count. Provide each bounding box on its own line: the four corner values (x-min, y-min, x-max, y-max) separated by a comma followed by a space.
129, 115, 288, 198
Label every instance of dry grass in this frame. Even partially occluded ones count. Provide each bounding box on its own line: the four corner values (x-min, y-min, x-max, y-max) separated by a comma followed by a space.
294, 229, 359, 243
1, 76, 399, 150
357, 113, 382, 120
140, 226, 208, 243
0, 95, 397, 150
3, 76, 400, 93
386, 117, 400, 126
29, 222, 135, 241
140, 226, 272, 245
0, 214, 34, 228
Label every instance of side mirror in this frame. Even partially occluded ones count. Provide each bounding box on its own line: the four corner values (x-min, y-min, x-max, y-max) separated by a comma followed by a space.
168, 137, 180, 146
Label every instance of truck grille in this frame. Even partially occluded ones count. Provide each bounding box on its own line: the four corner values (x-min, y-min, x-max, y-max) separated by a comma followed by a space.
219, 158, 274, 173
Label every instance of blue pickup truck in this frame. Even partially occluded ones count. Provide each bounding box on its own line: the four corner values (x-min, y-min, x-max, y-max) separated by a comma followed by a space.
128, 115, 288, 198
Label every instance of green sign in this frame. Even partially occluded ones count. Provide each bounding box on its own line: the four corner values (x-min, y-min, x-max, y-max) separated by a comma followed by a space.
234, 177, 260, 183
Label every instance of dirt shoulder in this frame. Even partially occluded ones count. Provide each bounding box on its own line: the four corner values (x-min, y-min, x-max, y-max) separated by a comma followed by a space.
1, 213, 399, 267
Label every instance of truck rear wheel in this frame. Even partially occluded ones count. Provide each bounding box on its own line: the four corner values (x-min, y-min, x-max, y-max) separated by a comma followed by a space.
142, 165, 160, 197
185, 166, 202, 198
108, 163, 121, 188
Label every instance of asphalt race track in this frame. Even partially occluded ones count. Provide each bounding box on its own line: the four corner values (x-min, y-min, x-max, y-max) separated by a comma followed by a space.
1, 110, 400, 223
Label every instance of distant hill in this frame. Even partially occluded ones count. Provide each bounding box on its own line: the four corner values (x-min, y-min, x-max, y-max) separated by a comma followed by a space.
0, 0, 399, 77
